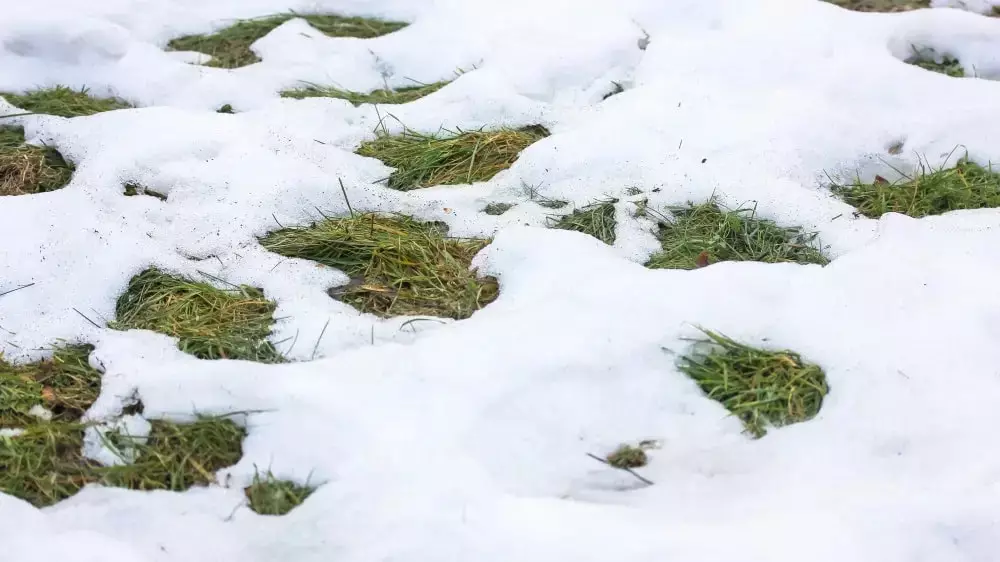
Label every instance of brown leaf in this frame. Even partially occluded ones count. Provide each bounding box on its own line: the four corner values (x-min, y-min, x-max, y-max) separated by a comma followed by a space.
874, 175, 889, 185
695, 251, 710, 268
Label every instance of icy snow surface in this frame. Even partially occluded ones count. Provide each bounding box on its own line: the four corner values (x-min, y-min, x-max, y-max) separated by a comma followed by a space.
2, 0, 1000, 560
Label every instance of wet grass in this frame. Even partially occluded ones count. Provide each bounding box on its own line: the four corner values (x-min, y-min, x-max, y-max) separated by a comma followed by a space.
645, 200, 828, 270
0, 345, 100, 428
677, 330, 828, 438
824, 0, 929, 11
110, 268, 283, 363
606, 444, 647, 469
1, 86, 131, 118
261, 214, 497, 319
832, 157, 1000, 218
905, 46, 964, 77
245, 471, 314, 515
483, 202, 514, 216
167, 13, 407, 69
282, 80, 450, 106
0, 126, 73, 196
548, 198, 617, 245
356, 125, 549, 191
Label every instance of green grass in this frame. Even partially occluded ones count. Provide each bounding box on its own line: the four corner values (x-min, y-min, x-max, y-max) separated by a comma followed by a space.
606, 444, 647, 469
123, 183, 167, 201
0, 416, 245, 507
245, 471, 314, 515
548, 198, 617, 245
483, 202, 514, 216
0, 345, 100, 428
167, 13, 407, 69
0, 127, 73, 196
644, 200, 828, 270
824, 0, 929, 11
356, 125, 549, 191
905, 46, 964, 77
217, 104, 235, 114
110, 268, 283, 362
261, 214, 498, 319
832, 158, 1000, 218
1, 86, 131, 118
282, 80, 450, 106
677, 330, 828, 438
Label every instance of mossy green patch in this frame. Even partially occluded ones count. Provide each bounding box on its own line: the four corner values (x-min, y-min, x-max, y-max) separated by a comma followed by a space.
245, 472, 314, 515
606, 444, 647, 468
483, 202, 514, 216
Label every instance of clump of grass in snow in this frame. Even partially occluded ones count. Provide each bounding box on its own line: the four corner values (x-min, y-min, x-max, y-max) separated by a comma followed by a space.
483, 202, 513, 215
678, 330, 828, 438
824, 0, 928, 11
356, 125, 549, 191
261, 214, 497, 319
606, 444, 647, 468
548, 198, 618, 245
282, 81, 450, 106
0, 345, 100, 428
1, 86, 131, 117
644, 200, 828, 270
832, 157, 1000, 218
0, 127, 73, 196
111, 268, 282, 362
123, 183, 167, 201
168, 13, 407, 69
0, 416, 245, 507
905, 46, 964, 77
245, 472, 315, 515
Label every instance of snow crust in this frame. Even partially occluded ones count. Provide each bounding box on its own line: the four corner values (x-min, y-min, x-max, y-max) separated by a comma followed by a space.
2, 1, 1000, 561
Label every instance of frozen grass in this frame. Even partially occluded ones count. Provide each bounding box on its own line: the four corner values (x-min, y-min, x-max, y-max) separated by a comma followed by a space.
677, 330, 828, 438
0, 416, 245, 507
832, 158, 1000, 218
0, 345, 100, 427
0, 86, 131, 117
905, 47, 964, 77
824, 0, 929, 11
245, 471, 314, 515
123, 183, 167, 201
167, 13, 407, 69
606, 444, 647, 468
110, 268, 283, 363
356, 125, 550, 191
645, 200, 828, 270
483, 202, 514, 215
0, 127, 73, 196
547, 198, 617, 245
261, 214, 498, 319
282, 80, 450, 106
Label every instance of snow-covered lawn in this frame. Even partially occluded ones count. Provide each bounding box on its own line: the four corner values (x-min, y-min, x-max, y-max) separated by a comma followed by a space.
2, 0, 1000, 560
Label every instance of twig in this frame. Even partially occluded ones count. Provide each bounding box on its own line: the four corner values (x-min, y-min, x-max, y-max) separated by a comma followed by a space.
339, 178, 355, 218
73, 307, 104, 328
0, 282, 35, 298
311, 319, 330, 360
586, 453, 654, 486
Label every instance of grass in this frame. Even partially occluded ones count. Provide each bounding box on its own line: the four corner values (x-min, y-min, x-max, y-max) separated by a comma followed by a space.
110, 268, 283, 363
0, 416, 245, 507
0, 126, 73, 196
261, 213, 497, 319
282, 80, 450, 106
356, 125, 549, 191
606, 444, 647, 469
0, 345, 100, 428
547, 198, 618, 245
245, 471, 314, 515
123, 183, 167, 201
483, 202, 514, 215
644, 199, 828, 270
824, 0, 929, 11
1, 86, 131, 117
677, 330, 828, 438
905, 46, 964, 77
167, 13, 407, 69
832, 157, 1000, 218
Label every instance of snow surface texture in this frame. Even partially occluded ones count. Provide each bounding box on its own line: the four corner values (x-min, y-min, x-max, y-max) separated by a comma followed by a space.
2, 0, 1000, 560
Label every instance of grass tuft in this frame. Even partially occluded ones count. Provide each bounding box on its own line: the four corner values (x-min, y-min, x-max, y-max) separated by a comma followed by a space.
905, 46, 964, 77
282, 81, 449, 106
168, 13, 407, 69
217, 104, 235, 114
245, 471, 314, 515
110, 268, 282, 362
548, 198, 618, 245
356, 125, 549, 191
645, 199, 828, 270
261, 213, 497, 319
483, 202, 514, 216
0, 345, 100, 428
0, 127, 73, 196
678, 330, 828, 438
0, 416, 244, 507
1, 86, 131, 118
832, 157, 1000, 218
606, 444, 647, 469
123, 183, 167, 201
823, 0, 929, 11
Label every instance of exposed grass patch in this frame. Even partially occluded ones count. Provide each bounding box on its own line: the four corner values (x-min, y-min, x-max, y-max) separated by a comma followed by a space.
110, 268, 282, 362
483, 202, 514, 216
678, 330, 828, 438
0, 127, 73, 196
245, 471, 314, 515
0, 345, 100, 428
548, 198, 617, 245
217, 104, 235, 114
1, 86, 131, 118
905, 46, 964, 77
167, 13, 407, 69
645, 200, 828, 270
356, 125, 549, 191
123, 183, 167, 201
282, 80, 450, 106
606, 444, 647, 469
832, 157, 1000, 218
824, 0, 929, 11
261, 214, 497, 319
0, 416, 244, 507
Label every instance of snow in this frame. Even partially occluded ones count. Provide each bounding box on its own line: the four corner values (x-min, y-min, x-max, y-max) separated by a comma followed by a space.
2, 0, 1000, 560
